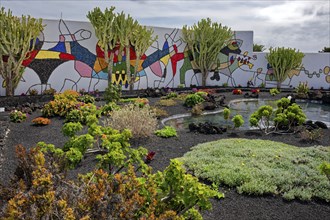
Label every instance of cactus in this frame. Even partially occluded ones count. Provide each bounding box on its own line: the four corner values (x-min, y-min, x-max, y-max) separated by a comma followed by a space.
115, 12, 139, 91
182, 18, 233, 86
131, 25, 157, 90
87, 7, 117, 86
0, 7, 44, 96
266, 47, 304, 89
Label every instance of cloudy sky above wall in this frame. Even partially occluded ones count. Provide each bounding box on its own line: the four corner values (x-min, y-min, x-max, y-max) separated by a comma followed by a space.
1, 0, 329, 53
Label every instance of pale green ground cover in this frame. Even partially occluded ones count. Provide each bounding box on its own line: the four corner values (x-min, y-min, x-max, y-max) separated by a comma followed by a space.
180, 139, 330, 201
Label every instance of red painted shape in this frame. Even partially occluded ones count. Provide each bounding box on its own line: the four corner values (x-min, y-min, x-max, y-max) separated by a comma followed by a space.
22, 50, 39, 66
173, 44, 178, 53
170, 52, 184, 75
59, 53, 75, 60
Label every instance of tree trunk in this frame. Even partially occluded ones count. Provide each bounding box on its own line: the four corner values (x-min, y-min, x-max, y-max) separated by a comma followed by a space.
5, 76, 14, 96
126, 46, 132, 91
276, 81, 281, 89
108, 52, 114, 87
202, 70, 208, 87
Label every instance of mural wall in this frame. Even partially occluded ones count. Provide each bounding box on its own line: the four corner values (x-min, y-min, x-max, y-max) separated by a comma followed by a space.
1, 19, 329, 96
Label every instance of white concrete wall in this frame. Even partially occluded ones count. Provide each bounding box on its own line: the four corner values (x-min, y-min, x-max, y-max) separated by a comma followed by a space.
1, 19, 329, 96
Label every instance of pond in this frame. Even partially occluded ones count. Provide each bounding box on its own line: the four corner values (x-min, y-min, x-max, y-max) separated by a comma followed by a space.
162, 99, 330, 130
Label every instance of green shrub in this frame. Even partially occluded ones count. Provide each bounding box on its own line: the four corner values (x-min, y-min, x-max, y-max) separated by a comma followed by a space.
249, 97, 306, 133
184, 93, 204, 107
1, 145, 221, 219
269, 88, 280, 96
9, 110, 27, 123
223, 108, 230, 120
295, 81, 310, 94
42, 88, 56, 95
104, 84, 121, 103
105, 104, 157, 138
120, 98, 149, 108
77, 94, 95, 104
165, 92, 178, 99
42, 90, 80, 117
155, 126, 177, 138
180, 138, 330, 201
232, 114, 244, 129
156, 99, 177, 107
100, 102, 120, 115
28, 88, 38, 96
320, 162, 330, 180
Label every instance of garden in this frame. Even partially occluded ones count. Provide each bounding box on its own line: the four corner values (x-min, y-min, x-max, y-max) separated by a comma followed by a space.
0, 5, 329, 220
0, 85, 329, 219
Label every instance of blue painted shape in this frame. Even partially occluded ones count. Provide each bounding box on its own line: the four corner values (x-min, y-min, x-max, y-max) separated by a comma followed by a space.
163, 41, 169, 50
70, 41, 96, 67
92, 70, 108, 80
138, 70, 146, 77
49, 42, 66, 53
142, 48, 170, 68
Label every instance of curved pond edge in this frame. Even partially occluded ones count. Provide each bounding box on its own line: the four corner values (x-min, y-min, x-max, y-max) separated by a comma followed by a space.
161, 98, 254, 126
161, 98, 330, 128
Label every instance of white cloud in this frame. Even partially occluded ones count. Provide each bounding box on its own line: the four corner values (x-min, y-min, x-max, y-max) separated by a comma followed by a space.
0, 0, 329, 52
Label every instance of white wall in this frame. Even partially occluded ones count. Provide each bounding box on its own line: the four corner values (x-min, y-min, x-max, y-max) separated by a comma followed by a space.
1, 19, 329, 96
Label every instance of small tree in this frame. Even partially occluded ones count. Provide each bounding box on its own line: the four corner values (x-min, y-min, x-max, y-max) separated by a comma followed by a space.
253, 44, 266, 52
182, 18, 233, 86
130, 25, 157, 90
87, 7, 117, 87
0, 7, 44, 96
266, 47, 304, 89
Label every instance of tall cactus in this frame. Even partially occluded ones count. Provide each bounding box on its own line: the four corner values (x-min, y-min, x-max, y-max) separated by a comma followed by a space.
182, 18, 233, 86
130, 25, 157, 90
266, 47, 305, 89
115, 12, 139, 91
87, 7, 117, 86
0, 7, 44, 96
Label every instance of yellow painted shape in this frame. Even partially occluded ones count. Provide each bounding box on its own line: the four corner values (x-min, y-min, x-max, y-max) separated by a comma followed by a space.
324, 66, 330, 75
94, 57, 108, 73
35, 51, 61, 59
257, 68, 263, 74
65, 42, 71, 54
160, 54, 170, 65
248, 63, 254, 69
288, 69, 300, 79
129, 60, 145, 72
326, 75, 330, 83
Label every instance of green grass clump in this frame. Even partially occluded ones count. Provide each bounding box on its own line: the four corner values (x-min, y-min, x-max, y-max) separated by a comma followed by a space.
155, 126, 177, 138
180, 138, 330, 201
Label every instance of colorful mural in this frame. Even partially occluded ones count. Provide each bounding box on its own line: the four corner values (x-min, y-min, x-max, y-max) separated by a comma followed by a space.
0, 19, 329, 96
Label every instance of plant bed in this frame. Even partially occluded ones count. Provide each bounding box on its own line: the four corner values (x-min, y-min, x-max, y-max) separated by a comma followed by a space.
0, 91, 329, 220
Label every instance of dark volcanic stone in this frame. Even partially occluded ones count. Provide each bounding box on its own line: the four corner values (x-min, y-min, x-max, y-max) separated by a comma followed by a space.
314, 121, 328, 129
308, 90, 323, 100
322, 93, 330, 104
202, 102, 216, 110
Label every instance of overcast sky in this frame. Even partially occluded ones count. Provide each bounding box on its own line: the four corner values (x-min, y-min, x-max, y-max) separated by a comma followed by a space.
1, 0, 329, 52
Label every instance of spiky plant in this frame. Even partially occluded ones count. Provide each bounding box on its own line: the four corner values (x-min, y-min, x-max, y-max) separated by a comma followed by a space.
182, 18, 233, 86
0, 7, 44, 96
266, 47, 304, 89
87, 7, 117, 86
